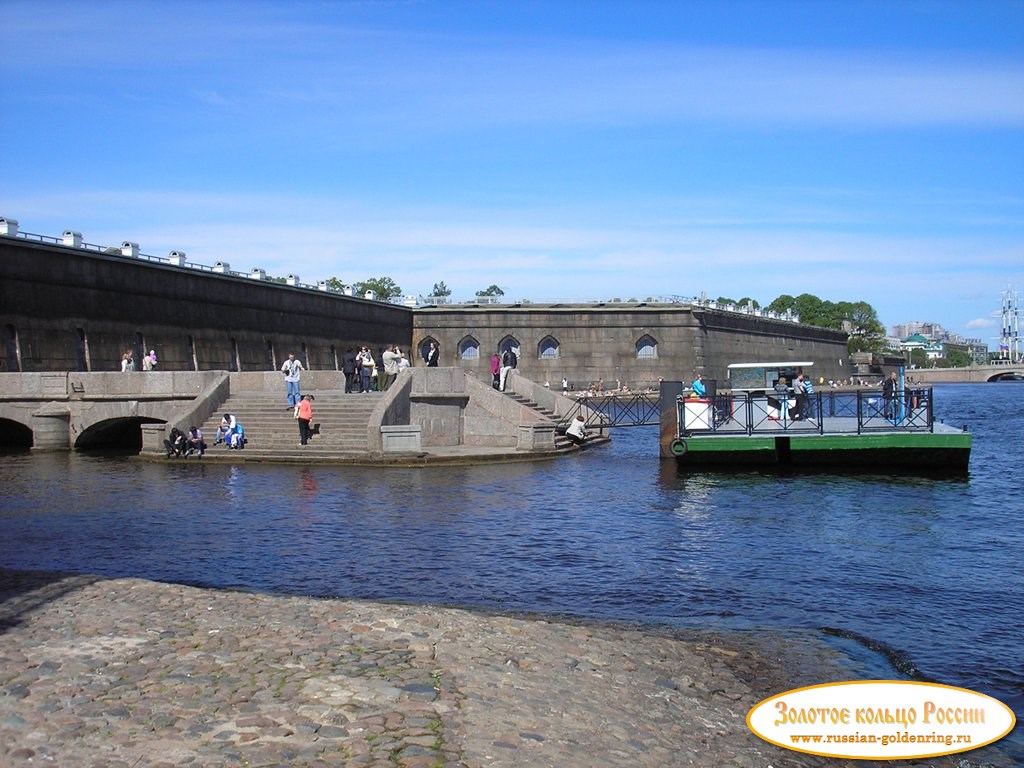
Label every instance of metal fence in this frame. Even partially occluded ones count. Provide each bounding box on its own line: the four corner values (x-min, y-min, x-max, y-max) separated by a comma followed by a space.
677, 388, 936, 436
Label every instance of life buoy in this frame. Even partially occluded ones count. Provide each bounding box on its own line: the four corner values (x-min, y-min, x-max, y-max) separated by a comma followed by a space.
670, 438, 687, 456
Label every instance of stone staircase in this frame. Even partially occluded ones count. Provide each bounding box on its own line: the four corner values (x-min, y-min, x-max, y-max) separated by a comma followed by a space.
199, 390, 385, 461
503, 391, 575, 451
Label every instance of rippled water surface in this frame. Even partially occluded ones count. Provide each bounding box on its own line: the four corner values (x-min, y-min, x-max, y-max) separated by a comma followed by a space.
1, 383, 1022, 748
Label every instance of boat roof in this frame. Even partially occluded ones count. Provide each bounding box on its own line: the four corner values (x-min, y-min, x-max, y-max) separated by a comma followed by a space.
727, 361, 814, 369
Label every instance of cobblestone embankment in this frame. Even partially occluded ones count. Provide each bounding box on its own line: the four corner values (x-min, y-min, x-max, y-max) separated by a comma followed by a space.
0, 569, 1012, 767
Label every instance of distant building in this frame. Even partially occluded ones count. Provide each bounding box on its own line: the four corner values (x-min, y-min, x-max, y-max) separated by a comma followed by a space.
900, 333, 945, 361
892, 321, 950, 341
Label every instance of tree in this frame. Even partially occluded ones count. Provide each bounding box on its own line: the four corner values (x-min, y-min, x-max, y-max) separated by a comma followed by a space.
765, 292, 885, 353
431, 281, 451, 298
715, 296, 759, 309
325, 277, 349, 292
767, 294, 796, 315
942, 349, 973, 368
476, 284, 504, 297
907, 348, 928, 368
354, 276, 402, 300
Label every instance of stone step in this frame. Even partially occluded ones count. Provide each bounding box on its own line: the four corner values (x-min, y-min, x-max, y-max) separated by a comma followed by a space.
199, 391, 385, 453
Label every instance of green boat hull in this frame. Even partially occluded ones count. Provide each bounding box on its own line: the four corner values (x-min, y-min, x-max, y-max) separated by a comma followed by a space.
672, 431, 972, 472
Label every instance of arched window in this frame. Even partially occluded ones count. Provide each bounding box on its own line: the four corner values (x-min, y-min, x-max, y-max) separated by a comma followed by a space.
459, 336, 480, 360
498, 335, 520, 358
419, 337, 440, 364
636, 334, 658, 360
538, 336, 559, 359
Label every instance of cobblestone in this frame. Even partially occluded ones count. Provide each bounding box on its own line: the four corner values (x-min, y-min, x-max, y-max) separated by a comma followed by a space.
0, 569, 1014, 767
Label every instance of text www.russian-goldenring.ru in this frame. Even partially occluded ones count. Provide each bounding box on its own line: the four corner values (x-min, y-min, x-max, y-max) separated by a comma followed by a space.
790, 731, 972, 748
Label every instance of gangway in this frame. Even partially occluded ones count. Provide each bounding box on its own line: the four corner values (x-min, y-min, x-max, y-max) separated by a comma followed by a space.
562, 392, 660, 428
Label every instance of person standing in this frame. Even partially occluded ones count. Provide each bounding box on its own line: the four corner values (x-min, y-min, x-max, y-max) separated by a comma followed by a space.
499, 347, 517, 391
295, 394, 314, 446
342, 348, 357, 393
357, 347, 375, 393
883, 370, 899, 419
791, 374, 807, 420
121, 351, 135, 372
691, 374, 706, 398
381, 345, 401, 391
801, 374, 815, 421
490, 352, 501, 389
424, 341, 439, 367
281, 353, 304, 409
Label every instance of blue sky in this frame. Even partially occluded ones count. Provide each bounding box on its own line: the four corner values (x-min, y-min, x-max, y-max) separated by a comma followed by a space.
2, 0, 1022, 347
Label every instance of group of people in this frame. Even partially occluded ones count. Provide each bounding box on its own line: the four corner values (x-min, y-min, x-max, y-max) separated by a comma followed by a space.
489, 347, 518, 390
163, 425, 206, 458
214, 413, 246, 449
767, 374, 815, 421
121, 349, 158, 372
336, 346, 414, 394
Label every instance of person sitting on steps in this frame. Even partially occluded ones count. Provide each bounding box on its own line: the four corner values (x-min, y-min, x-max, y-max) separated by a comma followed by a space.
215, 413, 236, 445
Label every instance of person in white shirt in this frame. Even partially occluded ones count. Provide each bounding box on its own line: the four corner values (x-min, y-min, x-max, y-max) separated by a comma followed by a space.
281, 353, 305, 408
565, 414, 587, 445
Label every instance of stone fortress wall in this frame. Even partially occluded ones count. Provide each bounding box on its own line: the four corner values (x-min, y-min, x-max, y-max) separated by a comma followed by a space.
1, 227, 849, 387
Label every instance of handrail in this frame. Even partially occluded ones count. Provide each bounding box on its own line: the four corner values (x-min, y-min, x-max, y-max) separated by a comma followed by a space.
676, 388, 936, 436
562, 392, 660, 427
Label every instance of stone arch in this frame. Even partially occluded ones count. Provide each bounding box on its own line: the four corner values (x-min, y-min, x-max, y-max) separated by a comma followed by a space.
418, 336, 440, 364
636, 334, 658, 360
76, 416, 165, 450
458, 335, 480, 361
498, 335, 521, 358
538, 335, 560, 359
0, 417, 33, 448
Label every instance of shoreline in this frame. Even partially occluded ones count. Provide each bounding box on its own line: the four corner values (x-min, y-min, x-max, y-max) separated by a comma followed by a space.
1, 568, 1015, 767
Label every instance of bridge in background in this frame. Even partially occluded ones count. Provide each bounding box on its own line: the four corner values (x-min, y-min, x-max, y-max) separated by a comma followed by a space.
903, 364, 1024, 384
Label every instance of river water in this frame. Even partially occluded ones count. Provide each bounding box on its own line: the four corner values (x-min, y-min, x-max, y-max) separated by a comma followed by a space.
1, 382, 1021, 753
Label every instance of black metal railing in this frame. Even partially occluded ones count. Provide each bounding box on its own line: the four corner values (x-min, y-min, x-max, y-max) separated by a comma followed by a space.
563, 392, 660, 427
676, 388, 936, 436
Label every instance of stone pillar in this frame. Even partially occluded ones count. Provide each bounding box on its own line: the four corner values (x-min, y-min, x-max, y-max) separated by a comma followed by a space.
517, 423, 556, 451
29, 407, 71, 451
142, 423, 168, 456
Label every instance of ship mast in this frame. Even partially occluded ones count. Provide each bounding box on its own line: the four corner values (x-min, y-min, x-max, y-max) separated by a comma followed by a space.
997, 285, 1021, 362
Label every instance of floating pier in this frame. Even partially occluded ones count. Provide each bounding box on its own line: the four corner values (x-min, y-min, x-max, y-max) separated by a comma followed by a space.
661, 386, 971, 472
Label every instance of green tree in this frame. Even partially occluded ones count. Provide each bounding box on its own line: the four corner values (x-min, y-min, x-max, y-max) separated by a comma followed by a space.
355, 276, 402, 300
907, 348, 928, 368
476, 284, 505, 297
766, 292, 885, 353
767, 294, 796, 315
325, 277, 349, 292
715, 296, 760, 309
431, 281, 451, 297
942, 349, 973, 368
